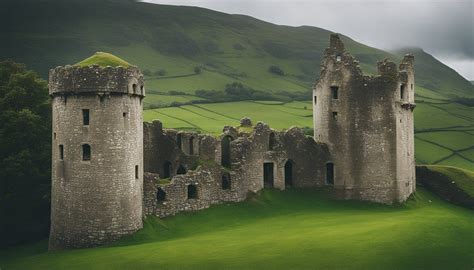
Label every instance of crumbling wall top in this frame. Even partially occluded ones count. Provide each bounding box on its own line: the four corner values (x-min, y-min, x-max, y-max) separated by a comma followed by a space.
48, 65, 145, 97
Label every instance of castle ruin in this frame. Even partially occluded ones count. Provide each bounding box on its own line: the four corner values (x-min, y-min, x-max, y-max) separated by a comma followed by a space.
48, 34, 416, 250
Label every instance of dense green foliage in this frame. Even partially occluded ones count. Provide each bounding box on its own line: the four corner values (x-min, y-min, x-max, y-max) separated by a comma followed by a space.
0, 61, 51, 247
1, 188, 473, 269
75, 52, 132, 68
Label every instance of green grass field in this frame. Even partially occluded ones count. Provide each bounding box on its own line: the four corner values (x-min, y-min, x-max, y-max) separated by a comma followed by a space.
143, 98, 474, 171
1, 188, 473, 269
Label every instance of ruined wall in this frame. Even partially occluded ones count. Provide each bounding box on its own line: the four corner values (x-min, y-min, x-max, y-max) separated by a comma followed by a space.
142, 120, 330, 218
313, 34, 416, 203
49, 65, 144, 250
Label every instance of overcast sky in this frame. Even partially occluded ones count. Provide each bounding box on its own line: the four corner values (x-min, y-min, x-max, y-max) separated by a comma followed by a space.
143, 0, 474, 80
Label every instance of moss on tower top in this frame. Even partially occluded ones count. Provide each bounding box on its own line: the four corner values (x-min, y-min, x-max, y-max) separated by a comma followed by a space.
75, 52, 132, 68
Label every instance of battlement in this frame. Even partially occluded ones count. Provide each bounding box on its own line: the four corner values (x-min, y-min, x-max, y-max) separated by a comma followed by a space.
48, 65, 145, 97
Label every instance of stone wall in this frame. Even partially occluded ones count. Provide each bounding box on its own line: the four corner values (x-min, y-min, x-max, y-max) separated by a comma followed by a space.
313, 34, 416, 204
142, 120, 330, 218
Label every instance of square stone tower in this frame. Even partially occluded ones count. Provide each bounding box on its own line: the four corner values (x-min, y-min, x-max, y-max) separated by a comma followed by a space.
313, 34, 416, 203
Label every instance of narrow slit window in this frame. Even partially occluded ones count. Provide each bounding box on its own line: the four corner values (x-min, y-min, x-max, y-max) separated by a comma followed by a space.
82, 109, 90, 125
59, 145, 64, 160
314, 96, 317, 105
82, 144, 91, 161
331, 86, 339, 99
135, 165, 139, 179
326, 163, 334, 185
332, 112, 338, 120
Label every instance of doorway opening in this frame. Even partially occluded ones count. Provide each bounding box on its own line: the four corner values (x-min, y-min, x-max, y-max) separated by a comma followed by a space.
263, 162, 274, 188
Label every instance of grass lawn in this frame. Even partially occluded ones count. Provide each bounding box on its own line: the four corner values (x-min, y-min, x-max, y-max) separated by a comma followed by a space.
1, 188, 473, 269
143, 100, 474, 171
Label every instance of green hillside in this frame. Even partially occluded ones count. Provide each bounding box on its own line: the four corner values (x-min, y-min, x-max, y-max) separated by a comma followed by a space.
143, 99, 474, 171
1, 0, 472, 170
1, 188, 473, 269
1, 0, 472, 99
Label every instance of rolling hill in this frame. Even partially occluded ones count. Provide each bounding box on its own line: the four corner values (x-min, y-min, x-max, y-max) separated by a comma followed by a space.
1, 0, 472, 98
1, 0, 472, 171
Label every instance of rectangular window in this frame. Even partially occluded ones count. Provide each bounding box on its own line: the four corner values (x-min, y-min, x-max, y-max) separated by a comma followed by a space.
332, 112, 338, 120
400, 84, 406, 100
59, 145, 64, 160
82, 109, 90, 125
314, 96, 317, 105
331, 86, 339, 99
326, 163, 334, 185
135, 165, 139, 179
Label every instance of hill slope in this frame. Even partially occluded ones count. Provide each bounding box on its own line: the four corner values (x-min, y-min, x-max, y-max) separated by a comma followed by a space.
1, 0, 472, 99
1, 188, 473, 269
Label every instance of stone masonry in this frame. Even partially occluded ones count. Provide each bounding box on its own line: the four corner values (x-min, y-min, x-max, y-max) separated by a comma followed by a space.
49, 34, 416, 250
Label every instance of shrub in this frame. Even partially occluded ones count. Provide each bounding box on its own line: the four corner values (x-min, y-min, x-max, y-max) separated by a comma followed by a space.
154, 69, 167, 76
269, 65, 285, 76
194, 66, 202, 74
142, 69, 152, 76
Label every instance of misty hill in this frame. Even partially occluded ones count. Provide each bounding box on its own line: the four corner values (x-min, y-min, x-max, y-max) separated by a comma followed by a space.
1, 0, 472, 99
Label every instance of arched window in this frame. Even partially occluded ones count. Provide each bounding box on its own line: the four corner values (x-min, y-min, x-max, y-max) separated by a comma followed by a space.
284, 160, 293, 187
221, 135, 232, 168
222, 173, 231, 190
177, 165, 186, 175
177, 133, 182, 150
163, 161, 172, 178
400, 84, 406, 100
269, 132, 276, 150
326, 162, 334, 185
189, 137, 194, 155
156, 188, 166, 203
187, 185, 198, 199
330, 86, 339, 99
82, 144, 91, 161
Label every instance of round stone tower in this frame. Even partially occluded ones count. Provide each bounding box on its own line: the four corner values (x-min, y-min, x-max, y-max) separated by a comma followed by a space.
48, 62, 145, 250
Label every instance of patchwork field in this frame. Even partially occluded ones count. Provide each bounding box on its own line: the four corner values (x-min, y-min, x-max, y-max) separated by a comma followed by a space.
1, 188, 472, 269
143, 92, 474, 171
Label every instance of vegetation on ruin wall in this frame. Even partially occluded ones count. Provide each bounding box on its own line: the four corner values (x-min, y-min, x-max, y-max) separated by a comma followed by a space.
75, 52, 132, 68
1, 188, 473, 269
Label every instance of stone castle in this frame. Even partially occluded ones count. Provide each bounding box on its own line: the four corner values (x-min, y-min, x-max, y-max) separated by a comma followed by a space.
48, 34, 416, 250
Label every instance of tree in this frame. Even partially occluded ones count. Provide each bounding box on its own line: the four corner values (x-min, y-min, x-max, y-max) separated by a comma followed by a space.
194, 66, 202, 74
268, 65, 285, 76
0, 60, 51, 247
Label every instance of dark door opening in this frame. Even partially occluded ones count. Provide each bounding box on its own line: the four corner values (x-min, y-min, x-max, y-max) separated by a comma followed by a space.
326, 162, 334, 185
263, 162, 274, 188
284, 160, 293, 187
156, 188, 166, 203
177, 165, 186, 175
163, 161, 172, 178
187, 185, 198, 199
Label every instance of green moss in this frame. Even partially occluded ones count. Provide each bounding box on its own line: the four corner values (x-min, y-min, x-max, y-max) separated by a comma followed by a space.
75, 52, 132, 68
156, 178, 171, 185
